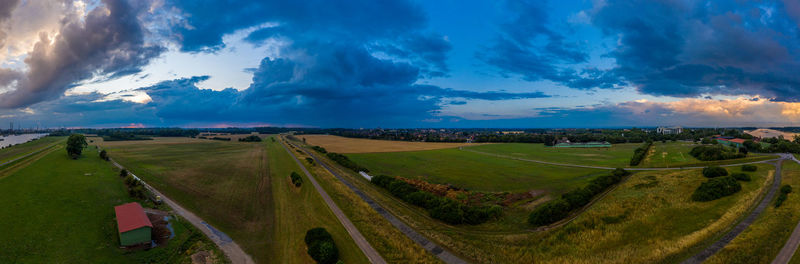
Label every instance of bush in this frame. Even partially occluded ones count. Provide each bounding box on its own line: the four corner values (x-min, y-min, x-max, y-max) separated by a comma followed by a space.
527, 199, 571, 226
99, 150, 109, 161
776, 184, 793, 208
612, 168, 630, 177
305, 157, 315, 165
326, 152, 368, 172
238, 135, 262, 142
629, 142, 653, 166
304, 228, 339, 264
741, 165, 758, 172
782, 185, 793, 194
691, 176, 742, 202
290, 172, 303, 187
119, 169, 128, 177
311, 146, 328, 154
702, 166, 728, 178
690, 145, 745, 161
730, 173, 751, 181
527, 170, 626, 227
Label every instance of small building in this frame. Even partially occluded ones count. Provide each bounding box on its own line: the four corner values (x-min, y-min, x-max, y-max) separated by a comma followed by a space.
657, 126, 683, 135
554, 141, 612, 148
114, 202, 153, 246
715, 138, 746, 148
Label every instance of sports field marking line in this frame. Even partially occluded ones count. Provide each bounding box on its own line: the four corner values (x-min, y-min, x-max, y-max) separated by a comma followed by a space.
278, 139, 387, 264
285, 137, 468, 264
106, 156, 255, 264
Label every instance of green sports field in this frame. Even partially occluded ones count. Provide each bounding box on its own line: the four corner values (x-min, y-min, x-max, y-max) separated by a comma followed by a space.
462, 142, 641, 168
347, 147, 607, 193
0, 140, 221, 263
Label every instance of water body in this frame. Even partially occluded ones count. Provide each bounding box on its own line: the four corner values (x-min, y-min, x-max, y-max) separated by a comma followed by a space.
0, 133, 48, 149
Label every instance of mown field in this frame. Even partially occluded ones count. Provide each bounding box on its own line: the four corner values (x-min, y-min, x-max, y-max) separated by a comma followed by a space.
707, 160, 800, 264
0, 140, 222, 263
463, 142, 641, 168
312, 137, 776, 263
347, 147, 607, 193
99, 136, 369, 264
302, 134, 483, 153
0, 136, 64, 164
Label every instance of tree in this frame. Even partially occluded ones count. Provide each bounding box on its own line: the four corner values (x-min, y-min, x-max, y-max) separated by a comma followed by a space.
99, 150, 109, 161
66, 134, 87, 159
119, 169, 128, 177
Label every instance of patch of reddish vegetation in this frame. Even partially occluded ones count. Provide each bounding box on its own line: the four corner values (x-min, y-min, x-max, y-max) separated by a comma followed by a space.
397, 177, 542, 207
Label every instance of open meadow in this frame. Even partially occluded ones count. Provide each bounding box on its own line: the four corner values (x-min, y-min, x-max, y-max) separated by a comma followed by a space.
301, 134, 483, 153
463, 142, 641, 168
0, 139, 222, 263
299, 136, 777, 263
0, 136, 64, 164
98, 136, 369, 264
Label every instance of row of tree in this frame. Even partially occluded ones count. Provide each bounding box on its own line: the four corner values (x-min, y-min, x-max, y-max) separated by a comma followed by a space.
371, 175, 502, 225
629, 141, 653, 166
528, 168, 629, 226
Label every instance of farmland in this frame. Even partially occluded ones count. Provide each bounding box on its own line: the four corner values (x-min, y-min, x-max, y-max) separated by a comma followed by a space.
0, 139, 222, 263
301, 134, 483, 153
98, 136, 369, 263
463, 142, 641, 168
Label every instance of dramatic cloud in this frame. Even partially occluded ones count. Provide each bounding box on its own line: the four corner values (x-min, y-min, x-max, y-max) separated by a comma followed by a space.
0, 0, 20, 49
0, 0, 163, 108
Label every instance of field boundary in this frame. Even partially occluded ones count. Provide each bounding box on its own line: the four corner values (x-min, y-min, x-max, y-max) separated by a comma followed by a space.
107, 157, 254, 264
278, 138, 387, 264
771, 155, 800, 264
285, 137, 468, 264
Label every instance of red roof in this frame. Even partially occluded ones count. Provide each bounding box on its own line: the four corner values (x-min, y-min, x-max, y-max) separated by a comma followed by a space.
114, 202, 152, 233
729, 138, 746, 144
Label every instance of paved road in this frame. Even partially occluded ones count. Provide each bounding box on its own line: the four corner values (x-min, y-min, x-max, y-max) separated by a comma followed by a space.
681, 155, 791, 264
286, 138, 468, 264
772, 155, 800, 264
460, 147, 781, 171
108, 158, 255, 264
278, 139, 387, 264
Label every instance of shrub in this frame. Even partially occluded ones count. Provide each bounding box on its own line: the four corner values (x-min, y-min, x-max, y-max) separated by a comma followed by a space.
428, 199, 465, 225
691, 176, 742, 202
741, 165, 758, 172
326, 152, 368, 172
629, 142, 653, 166
304, 228, 339, 264
731, 173, 751, 181
612, 168, 630, 177
290, 172, 303, 187
702, 166, 728, 178
119, 169, 128, 177
311, 146, 328, 154
305, 157, 314, 165
99, 150, 109, 161
776, 184, 793, 208
238, 135, 262, 142
528, 199, 571, 226
690, 145, 745, 161
782, 185, 793, 194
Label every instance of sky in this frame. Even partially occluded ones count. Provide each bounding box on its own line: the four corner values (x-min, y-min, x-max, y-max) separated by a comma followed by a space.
1, 0, 800, 128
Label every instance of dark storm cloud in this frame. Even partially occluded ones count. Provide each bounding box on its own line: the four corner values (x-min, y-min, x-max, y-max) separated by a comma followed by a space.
0, 0, 19, 49
0, 0, 164, 109
483, 0, 800, 100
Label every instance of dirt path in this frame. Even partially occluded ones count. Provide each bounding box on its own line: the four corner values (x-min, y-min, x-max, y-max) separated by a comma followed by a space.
771, 155, 800, 264
278, 139, 387, 264
286, 138, 468, 264
108, 158, 255, 264
682, 157, 787, 264
460, 147, 781, 171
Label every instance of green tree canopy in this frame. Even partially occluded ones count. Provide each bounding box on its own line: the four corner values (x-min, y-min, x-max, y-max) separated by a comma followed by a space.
66, 134, 87, 159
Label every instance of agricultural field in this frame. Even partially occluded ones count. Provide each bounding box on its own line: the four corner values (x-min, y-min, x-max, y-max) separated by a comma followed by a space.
0, 141, 222, 263
322, 146, 776, 263
641, 141, 773, 168
347, 147, 607, 193
463, 142, 641, 168
0, 136, 63, 164
301, 134, 482, 153
99, 137, 368, 263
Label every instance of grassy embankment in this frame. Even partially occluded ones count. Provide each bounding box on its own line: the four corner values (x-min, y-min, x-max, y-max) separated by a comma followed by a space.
0, 140, 223, 263
0, 136, 64, 164
99, 136, 369, 264
303, 136, 775, 263
281, 137, 442, 263
706, 160, 800, 264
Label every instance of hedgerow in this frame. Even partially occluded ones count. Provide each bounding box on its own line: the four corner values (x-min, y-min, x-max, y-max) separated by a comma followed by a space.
702, 166, 728, 178
630, 141, 653, 166
776, 184, 793, 208
691, 176, 741, 202
326, 152, 368, 172
690, 145, 745, 161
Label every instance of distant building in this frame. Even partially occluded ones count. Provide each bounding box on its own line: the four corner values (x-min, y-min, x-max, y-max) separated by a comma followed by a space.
714, 137, 746, 148
115, 202, 152, 246
500, 131, 524, 135
554, 141, 612, 148
657, 126, 683, 135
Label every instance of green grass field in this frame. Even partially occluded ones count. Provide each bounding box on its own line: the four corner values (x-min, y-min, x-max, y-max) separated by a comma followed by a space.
0, 136, 63, 164
463, 142, 641, 168
315, 139, 776, 263
347, 147, 607, 193
0, 141, 221, 263
101, 137, 369, 264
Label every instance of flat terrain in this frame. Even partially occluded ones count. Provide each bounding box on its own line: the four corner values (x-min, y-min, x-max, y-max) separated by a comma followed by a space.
301, 134, 484, 153
641, 141, 702, 167
464, 142, 641, 168
0, 136, 63, 163
0, 141, 221, 263
100, 137, 369, 264
347, 147, 607, 193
